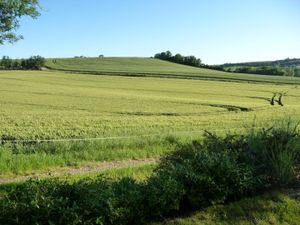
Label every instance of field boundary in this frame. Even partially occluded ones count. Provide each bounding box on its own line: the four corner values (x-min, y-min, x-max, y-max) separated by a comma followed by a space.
1, 126, 265, 144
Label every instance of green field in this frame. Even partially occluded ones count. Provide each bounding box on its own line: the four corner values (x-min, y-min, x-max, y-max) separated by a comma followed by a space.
46, 57, 300, 84
1, 58, 300, 176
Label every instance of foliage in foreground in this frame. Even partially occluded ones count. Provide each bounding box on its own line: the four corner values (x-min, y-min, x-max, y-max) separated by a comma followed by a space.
0, 124, 299, 225
0, 0, 40, 44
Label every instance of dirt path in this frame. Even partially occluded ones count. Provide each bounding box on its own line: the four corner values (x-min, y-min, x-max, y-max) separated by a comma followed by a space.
0, 158, 159, 184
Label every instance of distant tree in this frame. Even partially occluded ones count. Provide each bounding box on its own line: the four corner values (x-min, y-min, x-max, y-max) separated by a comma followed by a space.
295, 68, 300, 77
0, 55, 45, 70
0, 0, 41, 44
174, 54, 183, 63
12, 60, 21, 69
154, 53, 161, 59
25, 55, 45, 69
154, 51, 202, 67
284, 67, 295, 77
0, 56, 13, 68
165, 50, 172, 59
99, 54, 104, 58
159, 52, 167, 60
20, 58, 27, 68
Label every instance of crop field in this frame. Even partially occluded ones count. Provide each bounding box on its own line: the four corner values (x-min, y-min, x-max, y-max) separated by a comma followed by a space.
1, 58, 300, 177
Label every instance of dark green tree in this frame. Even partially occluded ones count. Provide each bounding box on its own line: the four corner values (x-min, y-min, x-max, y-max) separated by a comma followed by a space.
174, 53, 183, 63
0, 0, 40, 44
154, 51, 202, 67
0, 56, 12, 68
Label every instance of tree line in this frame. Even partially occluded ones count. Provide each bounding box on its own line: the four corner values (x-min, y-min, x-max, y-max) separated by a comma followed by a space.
0, 56, 46, 70
222, 57, 300, 68
226, 66, 300, 77
194, 58, 299, 77
154, 51, 202, 67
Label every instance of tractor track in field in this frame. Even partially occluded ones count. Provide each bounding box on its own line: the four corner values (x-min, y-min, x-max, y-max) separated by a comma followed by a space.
0, 158, 159, 184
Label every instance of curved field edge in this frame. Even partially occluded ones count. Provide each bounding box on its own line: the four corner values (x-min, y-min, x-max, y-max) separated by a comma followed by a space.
45, 57, 300, 84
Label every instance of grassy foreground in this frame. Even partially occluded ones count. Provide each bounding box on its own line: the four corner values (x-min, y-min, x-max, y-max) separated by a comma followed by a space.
1, 125, 299, 224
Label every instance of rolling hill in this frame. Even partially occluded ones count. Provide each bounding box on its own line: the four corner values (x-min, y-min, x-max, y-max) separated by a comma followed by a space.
45, 57, 300, 84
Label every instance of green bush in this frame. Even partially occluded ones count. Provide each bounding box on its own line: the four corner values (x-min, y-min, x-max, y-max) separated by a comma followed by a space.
156, 136, 257, 208
1, 124, 299, 224
77, 177, 145, 225
145, 172, 185, 219
0, 179, 81, 225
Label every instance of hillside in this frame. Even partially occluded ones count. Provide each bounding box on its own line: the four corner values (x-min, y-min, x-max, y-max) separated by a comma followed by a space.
45, 57, 300, 84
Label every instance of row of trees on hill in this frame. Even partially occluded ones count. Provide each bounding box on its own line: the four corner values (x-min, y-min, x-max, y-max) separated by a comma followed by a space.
222, 58, 300, 68
0, 56, 45, 70
194, 60, 299, 77
154, 51, 202, 67
230, 66, 285, 76
226, 66, 300, 77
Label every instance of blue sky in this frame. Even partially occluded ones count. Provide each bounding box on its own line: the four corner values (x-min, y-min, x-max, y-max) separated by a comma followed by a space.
1, 0, 299, 64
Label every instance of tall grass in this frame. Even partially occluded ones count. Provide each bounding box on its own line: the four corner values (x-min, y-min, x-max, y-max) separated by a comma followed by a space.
247, 120, 300, 185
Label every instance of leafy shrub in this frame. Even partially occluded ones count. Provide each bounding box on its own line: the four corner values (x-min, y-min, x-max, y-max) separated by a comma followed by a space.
156, 137, 256, 209
145, 172, 185, 219
0, 179, 81, 225
77, 176, 145, 225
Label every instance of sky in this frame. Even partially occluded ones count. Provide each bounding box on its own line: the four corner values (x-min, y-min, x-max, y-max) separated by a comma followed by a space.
0, 0, 299, 64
